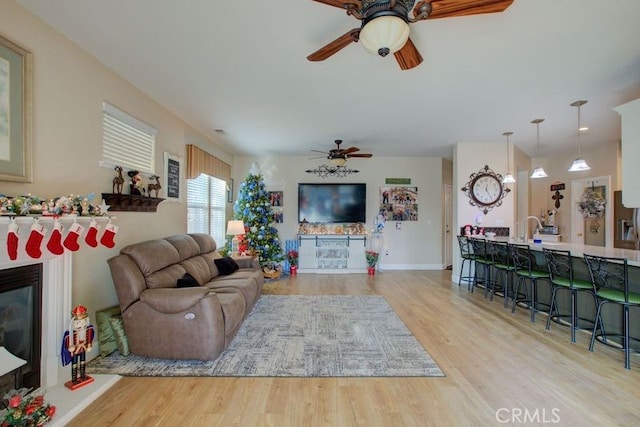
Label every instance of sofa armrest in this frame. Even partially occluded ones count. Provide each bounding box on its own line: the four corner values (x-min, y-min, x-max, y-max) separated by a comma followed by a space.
233, 255, 259, 269
139, 287, 215, 314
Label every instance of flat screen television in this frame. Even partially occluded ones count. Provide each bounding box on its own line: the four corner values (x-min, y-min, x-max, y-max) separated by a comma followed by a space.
298, 183, 366, 223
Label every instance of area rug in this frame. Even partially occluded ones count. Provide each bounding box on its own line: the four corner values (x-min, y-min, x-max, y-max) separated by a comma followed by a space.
86, 295, 445, 377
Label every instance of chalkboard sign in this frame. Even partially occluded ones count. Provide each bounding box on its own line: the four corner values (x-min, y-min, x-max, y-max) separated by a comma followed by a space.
164, 152, 182, 201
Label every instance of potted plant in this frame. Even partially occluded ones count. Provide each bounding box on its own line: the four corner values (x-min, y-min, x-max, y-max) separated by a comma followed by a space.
287, 249, 299, 275
366, 250, 379, 275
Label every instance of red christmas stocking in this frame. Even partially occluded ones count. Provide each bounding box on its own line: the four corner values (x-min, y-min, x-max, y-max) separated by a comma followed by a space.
47, 218, 64, 255
7, 220, 19, 261
63, 222, 85, 252
100, 223, 119, 248
85, 219, 99, 248
26, 221, 47, 259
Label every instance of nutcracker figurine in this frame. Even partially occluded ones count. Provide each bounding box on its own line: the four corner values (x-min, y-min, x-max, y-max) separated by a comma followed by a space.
61, 304, 95, 389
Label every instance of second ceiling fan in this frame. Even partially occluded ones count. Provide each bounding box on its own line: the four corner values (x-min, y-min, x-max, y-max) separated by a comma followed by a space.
307, 0, 514, 70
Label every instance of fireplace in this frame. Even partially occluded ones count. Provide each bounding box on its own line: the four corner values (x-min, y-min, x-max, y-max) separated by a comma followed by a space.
0, 264, 43, 393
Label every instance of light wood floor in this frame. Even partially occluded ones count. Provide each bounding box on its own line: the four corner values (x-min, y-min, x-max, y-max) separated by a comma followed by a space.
69, 271, 640, 426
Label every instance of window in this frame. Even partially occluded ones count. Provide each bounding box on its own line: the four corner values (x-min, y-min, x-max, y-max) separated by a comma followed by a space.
101, 102, 157, 173
187, 173, 227, 245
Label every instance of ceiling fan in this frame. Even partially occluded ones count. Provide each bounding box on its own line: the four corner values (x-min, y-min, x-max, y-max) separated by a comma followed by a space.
307, 0, 514, 70
311, 139, 373, 165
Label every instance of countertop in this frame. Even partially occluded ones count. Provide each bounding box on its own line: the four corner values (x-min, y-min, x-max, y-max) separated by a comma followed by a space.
470, 235, 640, 267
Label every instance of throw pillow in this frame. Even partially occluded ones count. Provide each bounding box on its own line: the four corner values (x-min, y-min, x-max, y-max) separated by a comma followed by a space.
95, 305, 122, 356
108, 315, 131, 356
177, 272, 200, 288
214, 256, 240, 276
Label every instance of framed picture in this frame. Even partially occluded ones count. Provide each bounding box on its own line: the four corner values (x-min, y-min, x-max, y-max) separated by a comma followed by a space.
227, 178, 234, 203
0, 34, 32, 182
268, 191, 283, 207
163, 152, 182, 202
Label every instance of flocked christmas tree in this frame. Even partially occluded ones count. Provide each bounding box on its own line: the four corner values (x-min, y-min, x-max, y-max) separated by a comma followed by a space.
227, 162, 283, 267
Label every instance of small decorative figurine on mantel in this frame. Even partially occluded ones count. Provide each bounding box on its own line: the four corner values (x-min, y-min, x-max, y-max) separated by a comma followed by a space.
127, 170, 145, 195
147, 174, 162, 198
112, 166, 124, 194
61, 304, 95, 390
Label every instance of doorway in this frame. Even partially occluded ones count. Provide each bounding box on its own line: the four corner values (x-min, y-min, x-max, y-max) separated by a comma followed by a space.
571, 175, 612, 247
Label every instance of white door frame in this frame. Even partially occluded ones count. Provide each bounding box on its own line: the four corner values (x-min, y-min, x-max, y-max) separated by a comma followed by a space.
443, 184, 453, 268
570, 175, 613, 247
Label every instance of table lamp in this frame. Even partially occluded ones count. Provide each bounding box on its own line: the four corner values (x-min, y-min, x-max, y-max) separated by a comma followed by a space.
226, 220, 245, 256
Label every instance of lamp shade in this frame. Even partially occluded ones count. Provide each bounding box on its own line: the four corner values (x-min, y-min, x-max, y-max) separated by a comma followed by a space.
359, 16, 410, 57
502, 173, 516, 183
530, 166, 548, 179
226, 220, 245, 236
568, 158, 591, 172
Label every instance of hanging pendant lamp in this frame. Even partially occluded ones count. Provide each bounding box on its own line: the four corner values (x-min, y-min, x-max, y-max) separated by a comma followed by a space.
502, 131, 516, 183
530, 118, 548, 179
568, 100, 591, 172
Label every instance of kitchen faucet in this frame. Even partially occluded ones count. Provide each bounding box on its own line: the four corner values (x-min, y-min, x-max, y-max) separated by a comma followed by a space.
524, 216, 543, 242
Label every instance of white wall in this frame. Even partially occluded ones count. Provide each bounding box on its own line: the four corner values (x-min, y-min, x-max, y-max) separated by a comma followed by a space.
232, 155, 446, 269
1, 2, 232, 316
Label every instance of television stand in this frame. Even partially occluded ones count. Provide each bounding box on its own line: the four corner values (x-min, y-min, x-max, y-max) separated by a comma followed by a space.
297, 234, 367, 274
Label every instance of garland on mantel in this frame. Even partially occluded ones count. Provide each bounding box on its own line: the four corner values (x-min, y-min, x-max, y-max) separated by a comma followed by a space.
1, 193, 118, 262
0, 193, 109, 217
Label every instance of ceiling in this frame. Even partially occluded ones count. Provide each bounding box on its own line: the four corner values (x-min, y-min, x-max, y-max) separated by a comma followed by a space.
17, 0, 640, 160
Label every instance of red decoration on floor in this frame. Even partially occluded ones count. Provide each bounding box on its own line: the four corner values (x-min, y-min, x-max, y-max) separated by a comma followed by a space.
7, 220, 19, 261
26, 221, 47, 259
47, 218, 64, 255
63, 222, 85, 252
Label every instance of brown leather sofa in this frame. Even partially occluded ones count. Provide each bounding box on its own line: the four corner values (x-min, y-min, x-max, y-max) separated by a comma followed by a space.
107, 233, 264, 360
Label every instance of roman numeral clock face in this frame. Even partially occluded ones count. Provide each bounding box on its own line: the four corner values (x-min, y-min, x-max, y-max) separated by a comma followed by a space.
461, 165, 510, 214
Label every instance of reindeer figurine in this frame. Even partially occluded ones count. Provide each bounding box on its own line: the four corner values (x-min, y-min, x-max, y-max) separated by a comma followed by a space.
148, 175, 162, 198
112, 166, 124, 194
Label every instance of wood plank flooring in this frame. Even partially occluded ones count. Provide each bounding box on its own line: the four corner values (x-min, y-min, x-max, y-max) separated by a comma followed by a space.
68, 271, 640, 426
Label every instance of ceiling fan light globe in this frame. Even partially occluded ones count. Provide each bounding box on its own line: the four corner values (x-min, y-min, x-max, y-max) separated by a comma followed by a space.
331, 157, 347, 167
360, 16, 410, 57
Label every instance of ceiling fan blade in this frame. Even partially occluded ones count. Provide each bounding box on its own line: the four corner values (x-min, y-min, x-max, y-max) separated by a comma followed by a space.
394, 38, 423, 70
310, 149, 330, 154
426, 0, 514, 20
347, 153, 373, 158
307, 28, 361, 62
311, 0, 362, 10
342, 147, 360, 154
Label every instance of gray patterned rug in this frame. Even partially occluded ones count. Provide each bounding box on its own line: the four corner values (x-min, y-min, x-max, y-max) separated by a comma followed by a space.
86, 295, 444, 377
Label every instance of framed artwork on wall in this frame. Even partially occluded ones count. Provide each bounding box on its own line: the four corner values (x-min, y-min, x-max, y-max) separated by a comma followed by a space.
163, 152, 182, 202
0, 34, 32, 182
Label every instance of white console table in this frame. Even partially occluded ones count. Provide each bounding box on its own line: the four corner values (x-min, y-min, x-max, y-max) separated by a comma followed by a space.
298, 234, 368, 274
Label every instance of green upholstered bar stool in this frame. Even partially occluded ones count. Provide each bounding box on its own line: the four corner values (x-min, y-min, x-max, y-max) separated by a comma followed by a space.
543, 248, 597, 343
583, 254, 640, 369
489, 241, 515, 308
457, 235, 476, 290
510, 243, 551, 322
469, 237, 492, 296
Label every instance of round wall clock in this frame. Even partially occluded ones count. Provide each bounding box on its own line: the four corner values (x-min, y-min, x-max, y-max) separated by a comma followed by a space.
461, 165, 511, 214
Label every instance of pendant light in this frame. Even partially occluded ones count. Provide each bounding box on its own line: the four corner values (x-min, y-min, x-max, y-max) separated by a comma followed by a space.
502, 132, 516, 183
568, 100, 591, 171
530, 118, 548, 178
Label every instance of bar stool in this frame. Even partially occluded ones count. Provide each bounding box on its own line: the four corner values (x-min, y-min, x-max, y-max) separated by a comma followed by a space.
469, 237, 492, 295
489, 241, 515, 308
510, 243, 551, 322
583, 254, 640, 369
543, 248, 597, 343
456, 235, 476, 290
